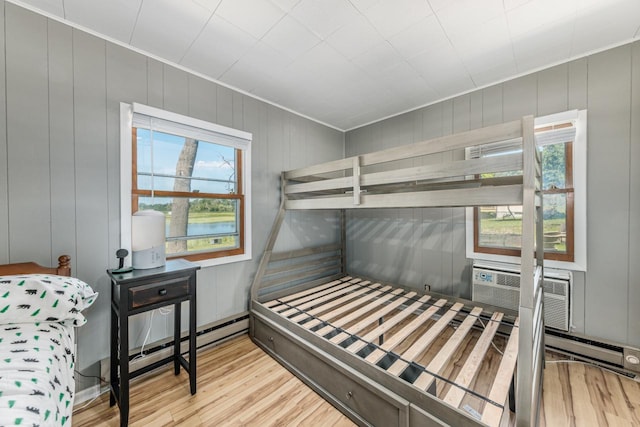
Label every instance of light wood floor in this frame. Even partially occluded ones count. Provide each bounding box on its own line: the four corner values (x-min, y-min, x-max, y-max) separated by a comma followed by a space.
73, 334, 640, 426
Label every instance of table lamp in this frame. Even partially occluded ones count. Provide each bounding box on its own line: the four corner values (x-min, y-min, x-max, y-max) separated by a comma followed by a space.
131, 210, 166, 269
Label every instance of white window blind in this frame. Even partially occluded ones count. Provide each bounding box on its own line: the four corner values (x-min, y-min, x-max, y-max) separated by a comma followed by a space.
132, 103, 251, 150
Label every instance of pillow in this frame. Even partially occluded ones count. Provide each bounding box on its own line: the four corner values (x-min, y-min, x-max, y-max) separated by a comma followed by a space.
0, 274, 98, 326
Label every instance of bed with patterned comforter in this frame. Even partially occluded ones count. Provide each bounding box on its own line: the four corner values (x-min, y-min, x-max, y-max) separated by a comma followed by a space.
0, 274, 97, 426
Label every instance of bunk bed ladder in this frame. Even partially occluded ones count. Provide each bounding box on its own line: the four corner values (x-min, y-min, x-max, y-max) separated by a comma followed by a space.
250, 175, 287, 302
516, 115, 545, 427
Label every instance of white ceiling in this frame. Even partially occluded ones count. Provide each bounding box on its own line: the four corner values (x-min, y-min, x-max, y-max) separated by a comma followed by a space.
12, 0, 640, 130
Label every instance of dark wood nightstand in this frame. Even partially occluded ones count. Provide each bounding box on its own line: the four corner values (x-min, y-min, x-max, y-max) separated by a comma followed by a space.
107, 259, 200, 427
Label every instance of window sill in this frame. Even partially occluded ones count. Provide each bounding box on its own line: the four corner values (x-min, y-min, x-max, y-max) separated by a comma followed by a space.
193, 253, 252, 268
467, 251, 586, 272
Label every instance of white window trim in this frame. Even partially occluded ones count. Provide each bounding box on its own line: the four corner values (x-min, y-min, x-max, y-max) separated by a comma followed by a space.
120, 102, 252, 268
465, 110, 587, 271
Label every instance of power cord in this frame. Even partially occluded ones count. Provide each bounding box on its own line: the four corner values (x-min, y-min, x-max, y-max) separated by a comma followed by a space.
73, 393, 102, 412
72, 372, 109, 413
130, 306, 173, 364
477, 317, 504, 356
158, 306, 173, 315
74, 370, 109, 386
131, 310, 155, 364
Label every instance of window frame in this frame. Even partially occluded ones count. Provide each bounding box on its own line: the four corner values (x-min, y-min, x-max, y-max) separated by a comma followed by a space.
120, 102, 252, 268
465, 110, 587, 271
473, 140, 575, 262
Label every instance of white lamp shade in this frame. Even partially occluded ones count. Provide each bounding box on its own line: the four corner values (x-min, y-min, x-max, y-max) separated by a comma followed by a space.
131, 210, 166, 269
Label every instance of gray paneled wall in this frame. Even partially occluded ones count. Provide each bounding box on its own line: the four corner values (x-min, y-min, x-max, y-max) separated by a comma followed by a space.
1, 0, 639, 374
0, 3, 7, 262
0, 2, 343, 372
346, 41, 640, 347
630, 42, 640, 347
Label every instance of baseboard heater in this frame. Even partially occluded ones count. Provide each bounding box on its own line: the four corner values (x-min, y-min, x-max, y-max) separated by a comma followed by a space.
545, 329, 640, 376
129, 312, 249, 369
128, 312, 250, 364
97, 312, 249, 388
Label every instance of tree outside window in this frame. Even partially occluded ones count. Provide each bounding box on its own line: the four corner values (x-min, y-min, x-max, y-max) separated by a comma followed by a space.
132, 127, 245, 261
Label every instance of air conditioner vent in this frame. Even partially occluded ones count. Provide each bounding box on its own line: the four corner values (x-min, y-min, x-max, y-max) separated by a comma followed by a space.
497, 274, 520, 288
544, 279, 567, 297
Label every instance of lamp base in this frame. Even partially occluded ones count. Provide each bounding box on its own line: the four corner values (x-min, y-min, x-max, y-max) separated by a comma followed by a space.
132, 245, 166, 269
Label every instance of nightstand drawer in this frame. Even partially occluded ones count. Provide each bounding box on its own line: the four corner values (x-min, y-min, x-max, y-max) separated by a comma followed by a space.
129, 277, 189, 309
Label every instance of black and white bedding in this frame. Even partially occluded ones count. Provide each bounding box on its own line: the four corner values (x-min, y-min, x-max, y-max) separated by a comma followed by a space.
0, 274, 97, 427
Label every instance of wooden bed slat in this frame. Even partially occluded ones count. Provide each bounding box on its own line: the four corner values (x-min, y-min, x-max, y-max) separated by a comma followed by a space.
412, 307, 484, 389
286, 281, 375, 321
481, 318, 520, 427
443, 311, 504, 408
277, 279, 365, 315
301, 285, 392, 329
385, 303, 465, 376
270, 279, 358, 313
275, 284, 361, 316
364, 299, 452, 365
263, 278, 348, 308
328, 291, 420, 345
346, 295, 432, 354
315, 288, 406, 337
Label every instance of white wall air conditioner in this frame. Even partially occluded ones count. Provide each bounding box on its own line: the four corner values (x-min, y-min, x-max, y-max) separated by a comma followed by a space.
472, 261, 571, 332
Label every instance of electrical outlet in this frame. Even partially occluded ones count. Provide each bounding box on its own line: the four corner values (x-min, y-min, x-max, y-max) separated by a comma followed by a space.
424, 284, 431, 292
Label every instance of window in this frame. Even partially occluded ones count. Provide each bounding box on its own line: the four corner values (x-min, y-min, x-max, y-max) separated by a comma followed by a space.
120, 103, 252, 266
466, 110, 587, 270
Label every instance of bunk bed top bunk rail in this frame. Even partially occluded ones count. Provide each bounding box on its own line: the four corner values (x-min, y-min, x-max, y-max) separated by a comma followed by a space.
283, 117, 540, 211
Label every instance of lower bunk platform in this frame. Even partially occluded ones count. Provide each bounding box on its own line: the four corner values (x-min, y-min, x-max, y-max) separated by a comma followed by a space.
251, 275, 519, 427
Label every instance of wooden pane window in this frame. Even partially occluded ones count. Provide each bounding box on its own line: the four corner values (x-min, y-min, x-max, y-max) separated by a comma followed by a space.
132, 127, 245, 261
473, 126, 575, 262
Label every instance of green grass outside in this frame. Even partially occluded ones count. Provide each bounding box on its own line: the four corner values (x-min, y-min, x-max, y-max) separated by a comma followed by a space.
164, 212, 237, 253
480, 218, 565, 234
186, 236, 237, 251
164, 211, 235, 224
479, 218, 567, 252
185, 211, 235, 224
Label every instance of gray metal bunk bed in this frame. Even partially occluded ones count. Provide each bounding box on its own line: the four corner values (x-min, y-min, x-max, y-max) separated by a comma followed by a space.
249, 116, 544, 427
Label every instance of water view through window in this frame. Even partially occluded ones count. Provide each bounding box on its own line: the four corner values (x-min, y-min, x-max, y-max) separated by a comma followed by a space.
135, 128, 242, 256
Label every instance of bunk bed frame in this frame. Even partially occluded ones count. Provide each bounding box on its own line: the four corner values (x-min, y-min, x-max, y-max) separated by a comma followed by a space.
249, 116, 544, 427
